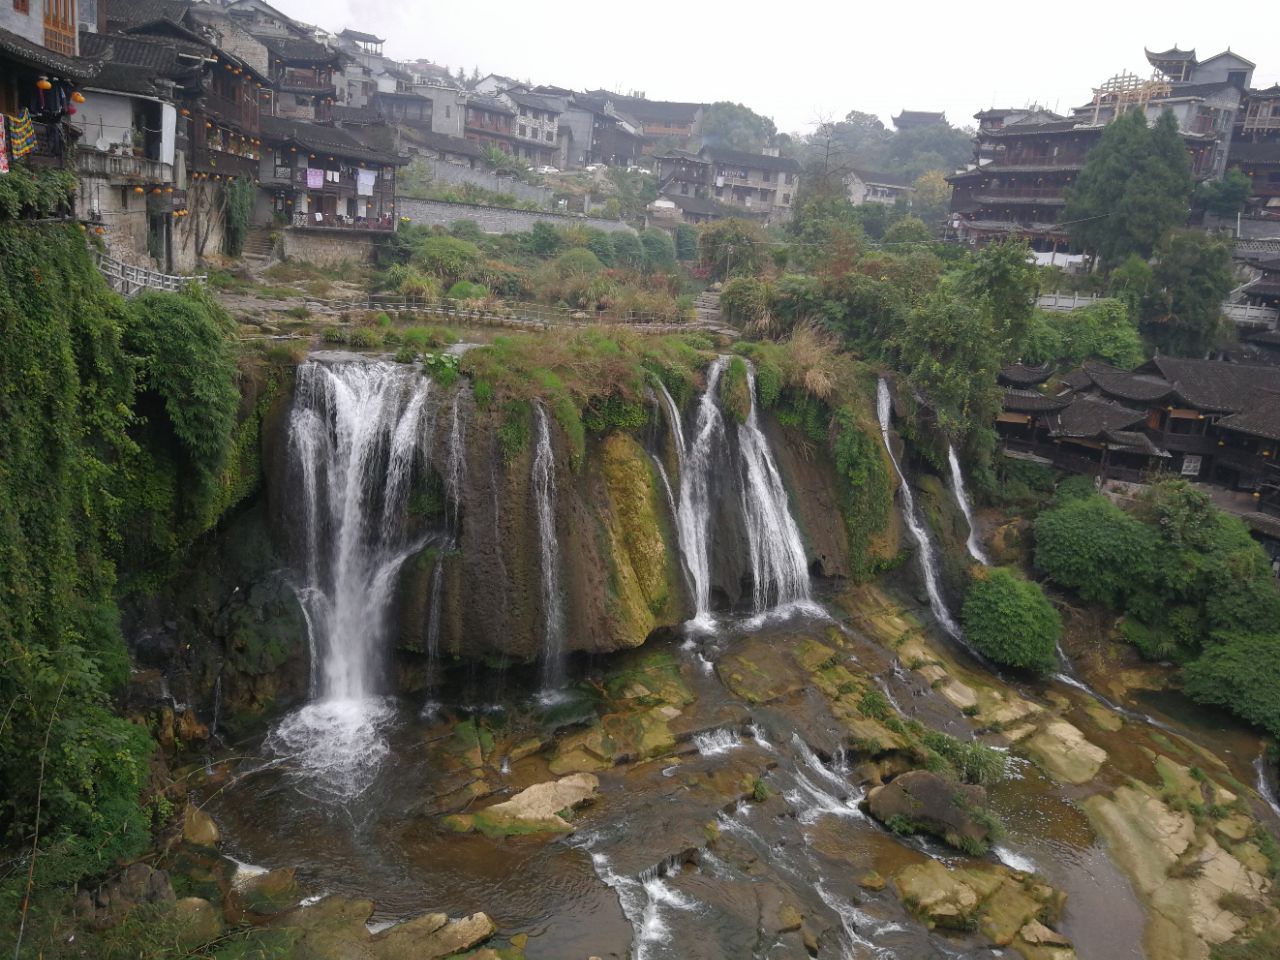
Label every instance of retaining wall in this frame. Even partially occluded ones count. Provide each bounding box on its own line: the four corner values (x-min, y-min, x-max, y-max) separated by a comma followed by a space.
395, 197, 635, 235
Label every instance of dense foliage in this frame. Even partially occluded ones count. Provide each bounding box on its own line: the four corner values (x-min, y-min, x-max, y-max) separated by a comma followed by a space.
1062, 110, 1194, 268
0, 224, 247, 906
223, 177, 256, 257
1141, 230, 1233, 356
1021, 299, 1144, 369
1034, 479, 1280, 735
961, 568, 1061, 674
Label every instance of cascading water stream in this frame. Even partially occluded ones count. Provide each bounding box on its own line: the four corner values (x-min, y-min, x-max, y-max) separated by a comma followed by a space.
737, 363, 814, 615
875, 378, 961, 638
947, 444, 988, 564
1254, 752, 1280, 819
533, 404, 567, 692
426, 391, 469, 672
673, 358, 726, 628
268, 360, 432, 800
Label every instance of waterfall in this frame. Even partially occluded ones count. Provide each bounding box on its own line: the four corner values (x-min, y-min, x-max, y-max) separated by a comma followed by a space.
1255, 751, 1280, 820
673, 358, 726, 627
533, 404, 566, 691
425, 390, 468, 671
267, 360, 432, 799
737, 364, 812, 613
947, 444, 988, 564
876, 378, 961, 638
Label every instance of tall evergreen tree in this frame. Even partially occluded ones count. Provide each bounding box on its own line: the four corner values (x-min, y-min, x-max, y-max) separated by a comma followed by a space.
1063, 109, 1193, 268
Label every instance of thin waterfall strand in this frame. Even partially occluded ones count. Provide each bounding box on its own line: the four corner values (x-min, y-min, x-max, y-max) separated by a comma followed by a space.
947, 444, 988, 564
674, 358, 727, 628
737, 363, 812, 613
876, 378, 961, 638
268, 360, 431, 799
533, 405, 566, 690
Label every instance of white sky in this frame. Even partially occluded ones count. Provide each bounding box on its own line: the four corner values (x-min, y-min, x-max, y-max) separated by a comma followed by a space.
275, 0, 1280, 134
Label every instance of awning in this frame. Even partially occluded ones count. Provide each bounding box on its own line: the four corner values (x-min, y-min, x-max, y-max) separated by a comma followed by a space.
997, 412, 1032, 425
1168, 408, 1204, 420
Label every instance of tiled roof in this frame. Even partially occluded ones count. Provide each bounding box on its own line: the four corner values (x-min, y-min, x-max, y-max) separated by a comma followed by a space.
1049, 395, 1145, 438
339, 28, 383, 44
1149, 357, 1280, 412
79, 30, 206, 78
398, 125, 487, 159
665, 194, 726, 217
999, 362, 1054, 386
894, 110, 946, 126
466, 95, 516, 117
1002, 388, 1071, 412
1102, 430, 1170, 456
1216, 393, 1280, 441
983, 119, 1093, 137
259, 114, 403, 165
1230, 142, 1280, 164
107, 0, 191, 30
1060, 367, 1094, 391
255, 34, 338, 64
1147, 46, 1197, 61
1082, 359, 1173, 403
0, 26, 95, 79
508, 90, 562, 114
1245, 329, 1280, 346
701, 146, 800, 173
849, 167, 912, 189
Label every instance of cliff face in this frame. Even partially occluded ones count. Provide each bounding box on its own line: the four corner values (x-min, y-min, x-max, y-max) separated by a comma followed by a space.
153, 354, 906, 726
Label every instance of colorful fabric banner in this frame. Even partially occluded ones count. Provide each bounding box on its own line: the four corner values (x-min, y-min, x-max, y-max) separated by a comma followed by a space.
8, 110, 35, 160
0, 117, 8, 174
306, 167, 323, 189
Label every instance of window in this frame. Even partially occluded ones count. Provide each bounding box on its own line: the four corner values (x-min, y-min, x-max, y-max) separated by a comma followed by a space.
680, 183, 688, 195
784, 172, 793, 185
782, 193, 791, 204
545, 131, 553, 142
445, 105, 451, 118
714, 186, 723, 198
519, 124, 527, 137
14, 0, 29, 14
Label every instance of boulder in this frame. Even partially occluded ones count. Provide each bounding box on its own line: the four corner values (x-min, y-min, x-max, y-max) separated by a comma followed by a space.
375, 911, 496, 959
867, 770, 995, 852
173, 897, 224, 948
446, 774, 598, 836
182, 805, 220, 848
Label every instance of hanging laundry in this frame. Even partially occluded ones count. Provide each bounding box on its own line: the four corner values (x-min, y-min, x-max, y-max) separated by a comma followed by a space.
356, 169, 376, 196
8, 110, 36, 159
0, 117, 9, 174
306, 167, 322, 189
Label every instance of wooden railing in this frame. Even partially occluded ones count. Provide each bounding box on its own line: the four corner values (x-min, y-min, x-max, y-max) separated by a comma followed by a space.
1037, 292, 1105, 312
1223, 302, 1279, 329
76, 150, 173, 183
93, 252, 206, 297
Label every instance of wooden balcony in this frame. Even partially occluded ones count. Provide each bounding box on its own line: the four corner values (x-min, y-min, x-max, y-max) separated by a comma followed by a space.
191, 147, 260, 179
973, 188, 1067, 205
76, 149, 173, 183
203, 91, 260, 132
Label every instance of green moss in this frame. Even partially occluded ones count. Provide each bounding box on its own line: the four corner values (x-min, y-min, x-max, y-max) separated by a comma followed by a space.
498, 400, 531, 463
719, 355, 751, 424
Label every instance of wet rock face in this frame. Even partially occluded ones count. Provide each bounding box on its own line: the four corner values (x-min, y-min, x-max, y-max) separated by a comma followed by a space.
761, 414, 850, 580
867, 770, 995, 853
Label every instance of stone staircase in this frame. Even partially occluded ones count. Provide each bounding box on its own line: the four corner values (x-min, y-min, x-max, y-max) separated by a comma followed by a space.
242, 228, 277, 264
694, 288, 724, 329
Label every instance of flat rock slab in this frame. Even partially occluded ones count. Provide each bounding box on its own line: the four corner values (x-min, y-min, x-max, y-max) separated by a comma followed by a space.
446, 773, 599, 836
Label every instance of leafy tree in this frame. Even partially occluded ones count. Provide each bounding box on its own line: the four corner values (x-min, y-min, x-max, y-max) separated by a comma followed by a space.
896, 282, 1002, 437
698, 218, 767, 280
1141, 229, 1233, 356
1033, 492, 1158, 608
1106, 253, 1155, 317
411, 234, 483, 284
1054, 299, 1144, 368
911, 169, 952, 230
1063, 109, 1193, 268
640, 229, 676, 272
611, 230, 645, 269
553, 247, 605, 278
584, 228, 616, 266
880, 122, 974, 181
522, 221, 564, 258
1183, 632, 1280, 737
955, 239, 1040, 362
720, 276, 773, 329
962, 568, 1061, 675
882, 215, 931, 247
675, 223, 698, 261
701, 101, 778, 151
1196, 168, 1253, 218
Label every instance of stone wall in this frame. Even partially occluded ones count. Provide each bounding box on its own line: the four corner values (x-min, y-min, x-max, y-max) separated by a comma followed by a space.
281, 227, 379, 266
415, 160, 553, 205
172, 181, 226, 275
396, 197, 635, 235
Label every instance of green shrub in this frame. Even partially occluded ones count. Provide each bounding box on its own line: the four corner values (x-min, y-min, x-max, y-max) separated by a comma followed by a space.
719, 356, 751, 423
961, 568, 1061, 675
720, 276, 772, 328
498, 400, 531, 461
554, 247, 605, 278
831, 405, 893, 580
1183, 633, 1280, 738
410, 234, 482, 284
347, 327, 382, 348
447, 280, 489, 300
1033, 493, 1157, 608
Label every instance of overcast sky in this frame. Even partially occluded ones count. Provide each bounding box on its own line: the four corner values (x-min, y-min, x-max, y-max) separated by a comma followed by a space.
275, 0, 1280, 134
